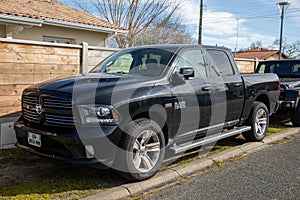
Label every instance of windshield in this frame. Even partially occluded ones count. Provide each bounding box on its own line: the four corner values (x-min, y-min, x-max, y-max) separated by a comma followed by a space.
90, 48, 176, 77
257, 61, 300, 77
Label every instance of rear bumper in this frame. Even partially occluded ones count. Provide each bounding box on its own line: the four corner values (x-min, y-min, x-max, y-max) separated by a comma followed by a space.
14, 117, 122, 168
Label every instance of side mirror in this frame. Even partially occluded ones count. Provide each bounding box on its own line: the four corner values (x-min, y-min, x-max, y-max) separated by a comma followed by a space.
180, 67, 194, 79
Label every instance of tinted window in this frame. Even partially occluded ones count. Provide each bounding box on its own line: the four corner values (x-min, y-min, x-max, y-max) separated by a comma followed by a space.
175, 49, 207, 79
206, 50, 234, 76
91, 48, 175, 77
257, 61, 300, 76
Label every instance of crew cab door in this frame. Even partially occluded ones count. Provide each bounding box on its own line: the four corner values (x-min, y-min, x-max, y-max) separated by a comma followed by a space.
205, 48, 245, 124
169, 47, 212, 139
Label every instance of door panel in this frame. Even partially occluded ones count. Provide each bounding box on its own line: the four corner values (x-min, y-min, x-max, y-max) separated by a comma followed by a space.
205, 49, 245, 125
170, 48, 212, 140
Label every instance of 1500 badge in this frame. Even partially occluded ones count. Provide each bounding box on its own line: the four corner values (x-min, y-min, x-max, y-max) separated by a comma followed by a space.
175, 101, 186, 110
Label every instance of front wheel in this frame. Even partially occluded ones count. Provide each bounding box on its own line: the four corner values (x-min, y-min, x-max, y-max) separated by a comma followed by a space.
115, 118, 165, 181
290, 110, 300, 126
243, 101, 269, 141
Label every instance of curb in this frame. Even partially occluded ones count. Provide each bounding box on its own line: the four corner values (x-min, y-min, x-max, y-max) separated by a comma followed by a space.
83, 128, 300, 200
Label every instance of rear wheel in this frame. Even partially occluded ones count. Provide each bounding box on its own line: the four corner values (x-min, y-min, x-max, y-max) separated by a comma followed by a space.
243, 101, 269, 141
116, 118, 165, 181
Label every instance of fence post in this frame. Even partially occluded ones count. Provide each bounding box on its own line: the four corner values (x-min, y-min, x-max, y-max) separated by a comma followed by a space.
80, 42, 88, 74
254, 57, 258, 72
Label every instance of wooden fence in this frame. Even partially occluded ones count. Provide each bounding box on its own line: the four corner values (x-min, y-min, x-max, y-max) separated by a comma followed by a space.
235, 58, 260, 73
0, 39, 118, 117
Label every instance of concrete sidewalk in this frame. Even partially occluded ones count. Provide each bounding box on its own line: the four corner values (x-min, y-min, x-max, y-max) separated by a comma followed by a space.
84, 128, 300, 200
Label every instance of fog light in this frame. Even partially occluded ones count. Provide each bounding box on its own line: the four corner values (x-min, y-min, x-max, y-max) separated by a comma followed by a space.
85, 145, 95, 158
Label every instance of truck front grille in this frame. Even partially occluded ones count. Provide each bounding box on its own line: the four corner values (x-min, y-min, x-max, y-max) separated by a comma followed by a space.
44, 113, 75, 127
43, 98, 73, 109
22, 95, 39, 123
22, 94, 76, 128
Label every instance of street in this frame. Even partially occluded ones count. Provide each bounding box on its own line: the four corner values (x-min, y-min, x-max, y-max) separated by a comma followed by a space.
144, 134, 300, 200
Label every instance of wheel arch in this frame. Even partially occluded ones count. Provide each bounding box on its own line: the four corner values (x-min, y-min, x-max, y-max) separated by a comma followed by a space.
131, 111, 169, 146
254, 94, 270, 113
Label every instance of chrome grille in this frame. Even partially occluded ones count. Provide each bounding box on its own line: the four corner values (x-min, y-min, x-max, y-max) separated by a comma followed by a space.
22, 95, 37, 105
22, 95, 39, 123
43, 98, 73, 109
23, 107, 39, 122
22, 94, 75, 127
45, 114, 75, 126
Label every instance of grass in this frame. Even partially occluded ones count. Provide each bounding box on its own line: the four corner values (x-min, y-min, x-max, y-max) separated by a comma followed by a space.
0, 148, 25, 165
1, 179, 102, 200
273, 137, 292, 144
0, 165, 114, 200
0, 111, 292, 199
213, 160, 224, 167
0, 151, 124, 200
267, 110, 291, 136
230, 156, 244, 162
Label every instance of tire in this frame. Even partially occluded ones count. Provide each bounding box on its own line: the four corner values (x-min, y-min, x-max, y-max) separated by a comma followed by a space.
290, 110, 300, 126
115, 118, 165, 181
243, 101, 269, 142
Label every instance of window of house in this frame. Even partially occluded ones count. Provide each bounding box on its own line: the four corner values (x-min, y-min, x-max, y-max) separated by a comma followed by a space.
43, 36, 74, 44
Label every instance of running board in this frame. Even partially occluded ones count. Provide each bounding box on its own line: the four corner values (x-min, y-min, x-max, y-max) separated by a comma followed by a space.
171, 126, 251, 154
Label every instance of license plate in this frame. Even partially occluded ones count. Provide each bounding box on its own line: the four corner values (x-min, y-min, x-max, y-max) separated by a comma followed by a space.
28, 132, 41, 147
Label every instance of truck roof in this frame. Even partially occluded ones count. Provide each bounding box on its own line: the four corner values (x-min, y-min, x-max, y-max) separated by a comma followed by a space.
258, 59, 300, 63
125, 44, 231, 52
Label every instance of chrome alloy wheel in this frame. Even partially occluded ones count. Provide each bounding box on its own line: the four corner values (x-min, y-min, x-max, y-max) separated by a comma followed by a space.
255, 108, 268, 136
132, 130, 161, 173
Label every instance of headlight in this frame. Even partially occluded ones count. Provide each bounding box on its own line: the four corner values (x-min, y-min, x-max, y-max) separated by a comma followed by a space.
78, 105, 121, 125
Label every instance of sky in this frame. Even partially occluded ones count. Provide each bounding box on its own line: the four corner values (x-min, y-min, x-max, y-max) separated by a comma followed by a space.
58, 0, 300, 51
180, 0, 300, 51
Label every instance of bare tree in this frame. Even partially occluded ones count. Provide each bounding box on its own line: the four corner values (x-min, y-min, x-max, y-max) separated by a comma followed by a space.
134, 27, 196, 46
72, 0, 182, 48
134, 17, 196, 46
273, 39, 300, 58
250, 41, 262, 49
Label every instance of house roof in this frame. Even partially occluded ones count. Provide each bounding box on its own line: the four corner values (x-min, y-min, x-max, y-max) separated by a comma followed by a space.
0, 0, 126, 33
235, 48, 289, 60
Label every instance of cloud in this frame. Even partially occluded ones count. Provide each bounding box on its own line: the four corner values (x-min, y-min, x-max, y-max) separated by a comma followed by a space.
258, 0, 300, 26
203, 11, 244, 36
289, 0, 300, 26
179, 1, 241, 36
178, 0, 280, 49
203, 31, 277, 50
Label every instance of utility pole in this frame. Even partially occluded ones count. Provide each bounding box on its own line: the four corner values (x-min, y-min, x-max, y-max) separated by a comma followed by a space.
234, 18, 240, 58
277, 1, 290, 60
198, 0, 203, 45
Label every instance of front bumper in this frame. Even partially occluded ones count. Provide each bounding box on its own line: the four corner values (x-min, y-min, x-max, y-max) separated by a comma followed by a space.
14, 117, 122, 168
280, 100, 296, 110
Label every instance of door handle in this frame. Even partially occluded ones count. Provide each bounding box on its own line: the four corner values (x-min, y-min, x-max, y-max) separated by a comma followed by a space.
202, 86, 212, 91
234, 83, 242, 88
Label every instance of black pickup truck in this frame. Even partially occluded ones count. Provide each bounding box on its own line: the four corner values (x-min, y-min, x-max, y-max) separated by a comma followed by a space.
256, 59, 300, 126
14, 45, 279, 181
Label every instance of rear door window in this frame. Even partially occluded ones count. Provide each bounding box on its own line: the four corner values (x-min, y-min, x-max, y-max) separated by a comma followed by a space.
206, 49, 234, 76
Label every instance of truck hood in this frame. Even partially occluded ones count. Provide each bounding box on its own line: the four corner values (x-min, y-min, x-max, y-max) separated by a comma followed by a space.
280, 80, 300, 89
30, 73, 158, 105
